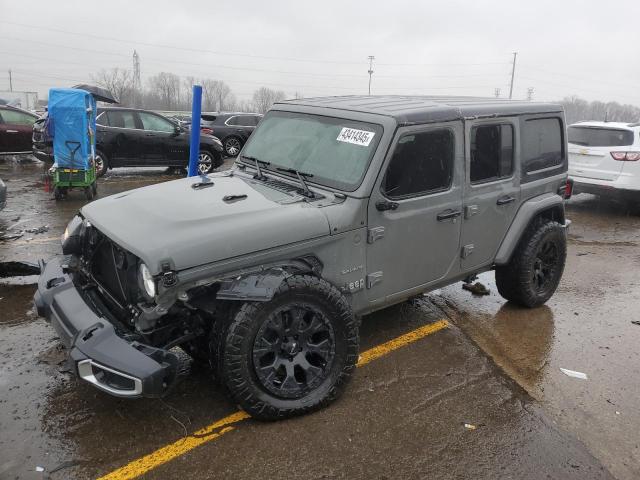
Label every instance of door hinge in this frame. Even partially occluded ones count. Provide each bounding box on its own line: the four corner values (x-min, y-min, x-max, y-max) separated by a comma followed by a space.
367, 226, 385, 244
461, 244, 474, 258
366, 271, 383, 289
465, 205, 479, 219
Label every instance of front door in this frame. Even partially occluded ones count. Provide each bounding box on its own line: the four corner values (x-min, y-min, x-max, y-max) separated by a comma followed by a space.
460, 119, 520, 271
366, 122, 464, 304
138, 112, 182, 165
0, 109, 36, 153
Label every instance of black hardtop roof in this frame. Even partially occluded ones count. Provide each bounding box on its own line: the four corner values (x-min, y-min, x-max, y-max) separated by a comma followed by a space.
275, 95, 563, 125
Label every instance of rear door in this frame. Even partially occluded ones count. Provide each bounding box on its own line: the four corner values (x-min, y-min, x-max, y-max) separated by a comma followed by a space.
461, 119, 520, 271
103, 110, 145, 166
0, 108, 36, 153
366, 122, 464, 303
567, 126, 634, 181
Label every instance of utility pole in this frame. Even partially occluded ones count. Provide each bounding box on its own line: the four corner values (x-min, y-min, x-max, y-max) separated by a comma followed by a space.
494, 88, 501, 98
8, 69, 12, 92
367, 55, 375, 95
133, 50, 141, 106
526, 87, 534, 101
509, 52, 517, 99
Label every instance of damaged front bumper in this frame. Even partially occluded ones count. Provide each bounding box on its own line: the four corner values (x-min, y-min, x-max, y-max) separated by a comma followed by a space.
33, 256, 179, 398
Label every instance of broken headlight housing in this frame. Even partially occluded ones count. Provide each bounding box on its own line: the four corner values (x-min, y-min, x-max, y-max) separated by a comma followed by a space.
138, 263, 156, 299
61, 215, 84, 255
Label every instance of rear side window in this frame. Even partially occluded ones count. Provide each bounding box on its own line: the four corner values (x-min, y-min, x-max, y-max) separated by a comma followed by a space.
568, 126, 634, 147
522, 118, 563, 173
470, 124, 513, 183
107, 111, 137, 129
383, 129, 454, 199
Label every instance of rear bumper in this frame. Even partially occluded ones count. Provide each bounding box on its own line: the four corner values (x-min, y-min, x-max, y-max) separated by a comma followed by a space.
34, 256, 179, 398
571, 176, 640, 198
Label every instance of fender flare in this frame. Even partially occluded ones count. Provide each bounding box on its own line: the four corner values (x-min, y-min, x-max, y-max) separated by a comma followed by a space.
494, 193, 565, 265
214, 256, 323, 302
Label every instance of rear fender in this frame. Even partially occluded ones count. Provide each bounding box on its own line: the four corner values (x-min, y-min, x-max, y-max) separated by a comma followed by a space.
494, 193, 566, 265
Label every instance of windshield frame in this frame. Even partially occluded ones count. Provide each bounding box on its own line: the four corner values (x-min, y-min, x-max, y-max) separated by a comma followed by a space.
238, 110, 385, 193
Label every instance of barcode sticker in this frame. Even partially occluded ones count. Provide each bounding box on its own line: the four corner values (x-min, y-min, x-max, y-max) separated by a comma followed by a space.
336, 127, 375, 146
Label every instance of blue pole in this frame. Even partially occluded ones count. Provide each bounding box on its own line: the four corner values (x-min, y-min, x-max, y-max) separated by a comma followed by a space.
187, 84, 202, 177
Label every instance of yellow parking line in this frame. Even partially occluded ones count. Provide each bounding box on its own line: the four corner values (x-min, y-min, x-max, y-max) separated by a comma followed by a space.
97, 319, 449, 480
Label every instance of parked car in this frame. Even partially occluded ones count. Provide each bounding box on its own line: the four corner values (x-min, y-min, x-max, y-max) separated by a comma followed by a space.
0, 177, 6, 210
568, 121, 640, 199
0, 105, 39, 154
33, 107, 224, 176
35, 96, 570, 420
197, 112, 262, 157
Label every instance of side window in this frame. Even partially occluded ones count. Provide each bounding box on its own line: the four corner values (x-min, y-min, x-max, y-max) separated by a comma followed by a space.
382, 129, 454, 199
96, 112, 108, 126
139, 112, 175, 133
106, 111, 137, 129
470, 124, 513, 183
238, 115, 256, 126
1, 109, 35, 126
225, 116, 239, 126
523, 118, 563, 173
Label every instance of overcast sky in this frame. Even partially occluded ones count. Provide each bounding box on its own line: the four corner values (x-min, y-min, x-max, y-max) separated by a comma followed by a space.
0, 0, 638, 105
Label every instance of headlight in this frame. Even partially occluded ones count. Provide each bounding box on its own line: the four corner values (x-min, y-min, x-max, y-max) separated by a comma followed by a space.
61, 215, 84, 254
139, 263, 156, 298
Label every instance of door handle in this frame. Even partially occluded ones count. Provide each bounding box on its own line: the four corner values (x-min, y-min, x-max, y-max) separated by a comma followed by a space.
437, 209, 462, 221
497, 195, 516, 206
145, 133, 155, 137
376, 200, 399, 211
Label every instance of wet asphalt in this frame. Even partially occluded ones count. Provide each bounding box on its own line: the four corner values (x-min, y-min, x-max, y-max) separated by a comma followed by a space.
0, 157, 638, 479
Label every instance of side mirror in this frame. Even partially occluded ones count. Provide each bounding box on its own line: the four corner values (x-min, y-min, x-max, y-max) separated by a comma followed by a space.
173, 125, 182, 135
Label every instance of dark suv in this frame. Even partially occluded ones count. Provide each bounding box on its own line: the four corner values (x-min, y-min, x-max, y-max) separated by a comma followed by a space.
200, 112, 262, 157
33, 107, 224, 176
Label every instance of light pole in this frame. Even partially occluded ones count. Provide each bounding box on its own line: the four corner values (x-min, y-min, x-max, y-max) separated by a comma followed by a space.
367, 56, 375, 95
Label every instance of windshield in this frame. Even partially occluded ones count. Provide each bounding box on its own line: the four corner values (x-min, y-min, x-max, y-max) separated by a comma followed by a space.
568, 126, 634, 147
240, 110, 383, 191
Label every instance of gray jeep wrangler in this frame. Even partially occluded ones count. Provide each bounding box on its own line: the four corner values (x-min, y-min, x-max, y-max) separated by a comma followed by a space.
34, 96, 571, 420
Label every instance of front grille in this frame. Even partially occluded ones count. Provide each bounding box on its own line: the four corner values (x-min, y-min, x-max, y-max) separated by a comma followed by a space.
83, 227, 139, 315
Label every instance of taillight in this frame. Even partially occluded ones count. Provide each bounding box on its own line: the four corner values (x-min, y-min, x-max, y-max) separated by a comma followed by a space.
610, 151, 640, 161
201, 127, 214, 135
559, 178, 573, 199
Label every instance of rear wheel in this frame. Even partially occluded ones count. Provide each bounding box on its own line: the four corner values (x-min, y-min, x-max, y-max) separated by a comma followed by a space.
212, 275, 359, 420
95, 151, 108, 177
223, 136, 242, 157
53, 186, 64, 201
197, 151, 214, 175
495, 218, 566, 308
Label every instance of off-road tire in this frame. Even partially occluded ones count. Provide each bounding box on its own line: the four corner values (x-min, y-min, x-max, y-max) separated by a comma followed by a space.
495, 218, 566, 308
212, 275, 359, 420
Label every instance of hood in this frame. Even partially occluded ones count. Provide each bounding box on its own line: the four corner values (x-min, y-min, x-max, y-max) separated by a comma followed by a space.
81, 174, 330, 274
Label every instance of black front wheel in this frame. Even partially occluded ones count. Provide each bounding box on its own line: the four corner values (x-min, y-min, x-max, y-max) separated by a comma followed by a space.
496, 219, 567, 308
212, 275, 359, 420
223, 136, 242, 157
197, 151, 215, 175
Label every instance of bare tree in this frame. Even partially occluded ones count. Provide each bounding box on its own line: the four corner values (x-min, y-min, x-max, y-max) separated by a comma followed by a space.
252, 87, 286, 114
560, 95, 640, 124
147, 72, 182, 110
91, 68, 134, 105
201, 79, 235, 111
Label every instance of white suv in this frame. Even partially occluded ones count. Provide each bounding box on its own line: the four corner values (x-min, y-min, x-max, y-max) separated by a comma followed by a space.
568, 121, 640, 199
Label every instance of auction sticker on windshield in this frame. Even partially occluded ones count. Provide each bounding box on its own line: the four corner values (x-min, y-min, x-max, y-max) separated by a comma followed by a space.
337, 127, 375, 146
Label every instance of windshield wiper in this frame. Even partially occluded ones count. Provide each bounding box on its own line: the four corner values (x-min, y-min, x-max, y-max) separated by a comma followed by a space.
241, 155, 270, 180
276, 167, 315, 198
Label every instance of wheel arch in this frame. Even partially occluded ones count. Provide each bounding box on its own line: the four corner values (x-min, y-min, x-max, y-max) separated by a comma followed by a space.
189, 255, 324, 304
495, 193, 566, 266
